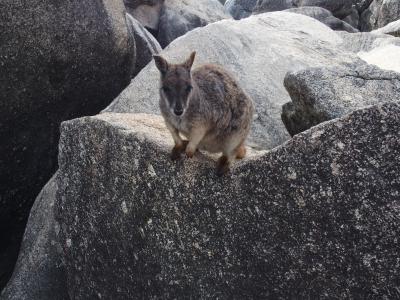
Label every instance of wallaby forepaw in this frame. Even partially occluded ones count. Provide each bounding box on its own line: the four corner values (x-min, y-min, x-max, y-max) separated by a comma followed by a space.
216, 156, 230, 176
170, 148, 181, 160
185, 149, 195, 158
171, 141, 189, 160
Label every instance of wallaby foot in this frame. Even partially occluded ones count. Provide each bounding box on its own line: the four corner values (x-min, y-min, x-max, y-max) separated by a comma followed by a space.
236, 144, 246, 159
185, 146, 197, 158
216, 155, 230, 177
171, 140, 189, 160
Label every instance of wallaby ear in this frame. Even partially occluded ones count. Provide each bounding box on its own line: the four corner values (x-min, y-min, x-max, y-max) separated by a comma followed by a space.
153, 55, 169, 74
184, 51, 196, 70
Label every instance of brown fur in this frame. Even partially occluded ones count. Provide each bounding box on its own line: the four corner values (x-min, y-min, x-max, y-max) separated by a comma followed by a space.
154, 52, 254, 176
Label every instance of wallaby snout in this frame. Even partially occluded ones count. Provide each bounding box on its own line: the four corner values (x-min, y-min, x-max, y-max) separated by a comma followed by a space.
174, 104, 183, 116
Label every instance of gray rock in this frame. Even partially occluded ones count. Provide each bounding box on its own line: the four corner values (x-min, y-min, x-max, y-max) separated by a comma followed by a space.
360, 0, 400, 31
282, 64, 400, 135
127, 14, 162, 77
372, 19, 400, 37
285, 6, 333, 19
337, 31, 400, 52
224, 0, 258, 20
342, 7, 360, 29
285, 7, 359, 33
157, 0, 230, 48
104, 12, 360, 150
353, 0, 374, 13
56, 102, 400, 299
0, 0, 135, 286
295, 0, 353, 18
252, 0, 295, 14
124, 0, 161, 9
1, 175, 68, 300
358, 44, 400, 73
124, 0, 164, 31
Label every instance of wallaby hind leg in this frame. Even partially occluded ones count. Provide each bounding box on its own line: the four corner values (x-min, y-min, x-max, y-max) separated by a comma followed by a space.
236, 143, 246, 159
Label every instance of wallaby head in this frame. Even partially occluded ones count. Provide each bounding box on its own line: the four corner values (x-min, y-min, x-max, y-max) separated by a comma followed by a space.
153, 52, 196, 116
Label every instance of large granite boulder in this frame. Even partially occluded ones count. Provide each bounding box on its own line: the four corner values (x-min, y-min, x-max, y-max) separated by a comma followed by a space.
224, 0, 258, 19
0, 0, 135, 287
127, 14, 162, 77
285, 7, 358, 32
342, 7, 360, 29
360, 0, 400, 31
282, 64, 400, 135
0, 175, 67, 300
56, 102, 400, 299
254, 0, 353, 18
157, 0, 230, 48
358, 44, 400, 73
295, 0, 353, 18
105, 12, 360, 150
252, 0, 295, 13
353, 0, 374, 13
337, 31, 400, 52
372, 19, 400, 37
124, 0, 164, 31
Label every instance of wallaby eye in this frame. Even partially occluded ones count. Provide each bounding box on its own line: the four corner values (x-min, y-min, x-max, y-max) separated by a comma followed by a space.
186, 85, 192, 93
162, 86, 170, 93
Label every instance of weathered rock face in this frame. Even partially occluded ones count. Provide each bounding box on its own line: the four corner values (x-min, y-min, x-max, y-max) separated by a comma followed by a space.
224, 0, 258, 19
157, 0, 230, 48
254, 0, 353, 18
342, 7, 360, 29
56, 102, 400, 299
105, 12, 360, 150
358, 44, 400, 73
360, 0, 400, 31
282, 64, 400, 135
354, 0, 374, 13
337, 31, 400, 53
285, 7, 358, 32
124, 0, 161, 9
253, 0, 295, 13
295, 0, 353, 18
127, 14, 162, 77
124, 0, 164, 31
0, 175, 68, 300
0, 0, 135, 287
372, 19, 400, 37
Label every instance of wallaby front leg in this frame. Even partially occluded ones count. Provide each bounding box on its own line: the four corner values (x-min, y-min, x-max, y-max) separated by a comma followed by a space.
186, 127, 207, 158
166, 123, 187, 160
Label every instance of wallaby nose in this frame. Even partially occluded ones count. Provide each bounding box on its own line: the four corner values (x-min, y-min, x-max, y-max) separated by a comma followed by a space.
174, 108, 183, 116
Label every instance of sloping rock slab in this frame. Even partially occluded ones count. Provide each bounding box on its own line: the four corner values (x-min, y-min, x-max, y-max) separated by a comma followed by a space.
358, 44, 400, 73
57, 103, 400, 299
284, 7, 358, 33
157, 0, 230, 48
372, 19, 400, 37
337, 31, 400, 53
1, 175, 68, 300
104, 12, 360, 150
282, 64, 400, 135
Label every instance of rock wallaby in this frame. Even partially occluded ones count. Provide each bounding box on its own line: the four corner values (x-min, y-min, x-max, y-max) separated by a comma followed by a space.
153, 52, 254, 176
